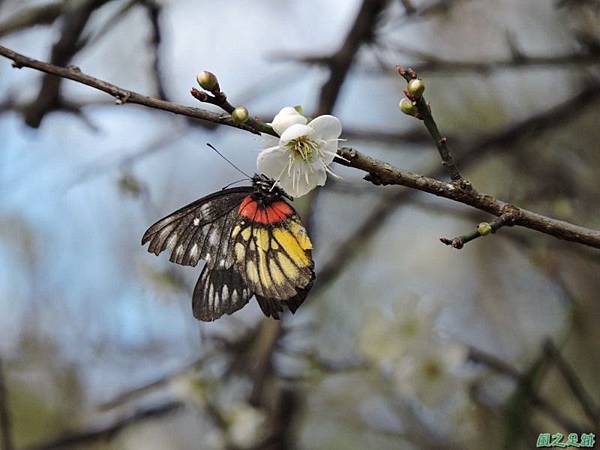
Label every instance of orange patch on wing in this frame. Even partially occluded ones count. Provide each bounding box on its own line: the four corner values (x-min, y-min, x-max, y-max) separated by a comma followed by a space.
239, 197, 294, 224
239, 196, 257, 218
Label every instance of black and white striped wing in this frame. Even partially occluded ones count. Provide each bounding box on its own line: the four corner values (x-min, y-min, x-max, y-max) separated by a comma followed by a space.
193, 266, 253, 321
141, 187, 251, 268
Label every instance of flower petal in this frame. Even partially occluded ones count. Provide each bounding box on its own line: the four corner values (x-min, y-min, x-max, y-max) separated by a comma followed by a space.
278, 164, 326, 198
262, 134, 280, 148
257, 146, 288, 179
271, 107, 307, 136
318, 140, 339, 165
308, 115, 342, 140
280, 124, 314, 143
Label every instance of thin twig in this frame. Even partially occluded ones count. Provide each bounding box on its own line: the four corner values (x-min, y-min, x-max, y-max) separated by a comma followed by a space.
397, 65, 464, 181
190, 87, 273, 134
440, 212, 515, 249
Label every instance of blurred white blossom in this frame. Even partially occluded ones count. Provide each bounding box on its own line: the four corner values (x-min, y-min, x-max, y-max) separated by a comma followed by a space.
360, 296, 467, 406
228, 403, 267, 448
258, 106, 342, 197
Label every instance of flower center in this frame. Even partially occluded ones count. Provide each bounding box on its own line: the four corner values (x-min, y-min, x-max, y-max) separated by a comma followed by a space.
286, 136, 319, 163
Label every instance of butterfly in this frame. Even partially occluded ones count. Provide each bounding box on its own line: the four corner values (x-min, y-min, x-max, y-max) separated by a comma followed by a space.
142, 174, 315, 321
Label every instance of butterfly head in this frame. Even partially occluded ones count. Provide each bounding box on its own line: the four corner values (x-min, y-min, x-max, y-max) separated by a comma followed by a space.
252, 174, 293, 202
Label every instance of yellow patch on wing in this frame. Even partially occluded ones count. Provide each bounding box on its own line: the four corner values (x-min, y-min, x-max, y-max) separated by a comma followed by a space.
257, 250, 273, 288
254, 228, 270, 252
289, 221, 312, 250
273, 228, 310, 267
269, 258, 285, 286
247, 260, 259, 284
241, 227, 251, 241
234, 242, 245, 262
231, 225, 241, 239
277, 252, 299, 279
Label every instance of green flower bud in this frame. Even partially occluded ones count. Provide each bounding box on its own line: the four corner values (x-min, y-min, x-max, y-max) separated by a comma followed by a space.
231, 106, 249, 124
407, 78, 425, 98
293, 105, 304, 115
196, 71, 219, 91
478, 222, 492, 236
399, 98, 417, 116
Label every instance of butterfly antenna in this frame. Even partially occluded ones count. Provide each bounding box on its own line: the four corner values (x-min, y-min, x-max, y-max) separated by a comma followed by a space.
206, 143, 252, 179
221, 178, 249, 190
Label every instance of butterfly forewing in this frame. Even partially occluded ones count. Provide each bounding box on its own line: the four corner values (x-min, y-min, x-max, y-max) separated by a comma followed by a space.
141, 187, 252, 267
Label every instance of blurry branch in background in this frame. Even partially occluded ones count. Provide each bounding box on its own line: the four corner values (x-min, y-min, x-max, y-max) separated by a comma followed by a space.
0, 359, 14, 450
98, 348, 221, 411
140, 0, 168, 100
25, 401, 183, 450
21, 0, 113, 128
82, 0, 138, 47
2, 44, 600, 251
273, 45, 600, 76
0, 1, 64, 38
542, 340, 600, 429
377, 45, 600, 75
341, 125, 447, 145
316, 0, 389, 115
468, 345, 586, 434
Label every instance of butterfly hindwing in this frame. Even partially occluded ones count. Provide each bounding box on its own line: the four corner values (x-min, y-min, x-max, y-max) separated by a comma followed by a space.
193, 265, 252, 321
231, 200, 315, 316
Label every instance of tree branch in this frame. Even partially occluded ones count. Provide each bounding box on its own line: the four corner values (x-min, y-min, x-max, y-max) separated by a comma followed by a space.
338, 146, 600, 249
2, 45, 599, 249
0, 45, 261, 134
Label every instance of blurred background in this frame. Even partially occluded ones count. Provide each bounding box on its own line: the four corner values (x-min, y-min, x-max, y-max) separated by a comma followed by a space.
1, 0, 600, 449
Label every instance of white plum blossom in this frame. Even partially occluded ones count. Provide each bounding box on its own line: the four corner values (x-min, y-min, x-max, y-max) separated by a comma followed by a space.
257, 107, 342, 198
